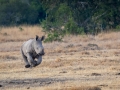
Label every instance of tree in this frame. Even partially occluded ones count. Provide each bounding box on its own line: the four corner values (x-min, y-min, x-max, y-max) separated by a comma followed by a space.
40, 0, 120, 35
0, 0, 45, 26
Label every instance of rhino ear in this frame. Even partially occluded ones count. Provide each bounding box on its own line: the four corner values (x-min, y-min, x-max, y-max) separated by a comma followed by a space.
36, 35, 39, 41
41, 36, 45, 41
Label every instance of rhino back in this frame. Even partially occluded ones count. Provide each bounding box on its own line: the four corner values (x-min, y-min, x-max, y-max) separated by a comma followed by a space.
21, 39, 34, 56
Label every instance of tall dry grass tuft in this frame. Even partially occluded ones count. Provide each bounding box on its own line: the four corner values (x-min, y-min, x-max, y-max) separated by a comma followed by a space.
0, 25, 45, 42
63, 35, 90, 43
95, 32, 120, 49
97, 32, 120, 41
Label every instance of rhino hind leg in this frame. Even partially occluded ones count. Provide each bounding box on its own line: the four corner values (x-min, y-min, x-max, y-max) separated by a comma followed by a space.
36, 56, 42, 65
26, 53, 38, 67
31, 61, 38, 67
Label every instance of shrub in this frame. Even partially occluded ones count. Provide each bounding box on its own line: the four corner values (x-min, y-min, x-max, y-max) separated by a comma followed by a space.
64, 17, 85, 35
44, 31, 63, 42
116, 25, 120, 31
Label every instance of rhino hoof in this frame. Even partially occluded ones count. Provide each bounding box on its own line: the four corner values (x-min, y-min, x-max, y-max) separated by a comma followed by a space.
25, 65, 31, 68
33, 63, 38, 67
34, 61, 38, 67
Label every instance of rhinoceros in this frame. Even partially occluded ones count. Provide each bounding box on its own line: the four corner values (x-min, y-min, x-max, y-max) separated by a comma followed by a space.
21, 35, 45, 68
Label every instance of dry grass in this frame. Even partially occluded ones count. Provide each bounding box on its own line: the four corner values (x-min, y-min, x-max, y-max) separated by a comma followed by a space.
97, 32, 120, 41
0, 25, 45, 42
0, 26, 120, 43
63, 35, 89, 42
0, 27, 120, 90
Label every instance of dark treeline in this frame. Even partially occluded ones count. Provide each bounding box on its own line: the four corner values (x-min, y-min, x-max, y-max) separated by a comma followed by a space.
40, 0, 120, 35
0, 0, 120, 35
0, 0, 45, 25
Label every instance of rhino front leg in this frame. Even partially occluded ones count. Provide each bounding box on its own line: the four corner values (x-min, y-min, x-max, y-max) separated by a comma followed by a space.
23, 55, 30, 68
21, 50, 30, 68
26, 53, 37, 67
36, 56, 42, 66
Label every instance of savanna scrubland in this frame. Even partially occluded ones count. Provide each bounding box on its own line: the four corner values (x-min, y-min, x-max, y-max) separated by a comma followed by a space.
0, 25, 120, 90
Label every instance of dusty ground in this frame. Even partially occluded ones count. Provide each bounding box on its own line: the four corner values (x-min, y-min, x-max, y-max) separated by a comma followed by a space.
0, 26, 120, 90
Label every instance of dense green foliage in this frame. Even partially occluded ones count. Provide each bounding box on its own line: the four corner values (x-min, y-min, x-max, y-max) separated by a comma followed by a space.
40, 0, 120, 34
0, 0, 120, 41
40, 0, 120, 41
0, 0, 45, 26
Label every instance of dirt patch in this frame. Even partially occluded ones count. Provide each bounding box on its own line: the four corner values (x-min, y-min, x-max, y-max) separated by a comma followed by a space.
91, 73, 101, 76
46, 86, 101, 90
116, 73, 120, 75
0, 78, 70, 89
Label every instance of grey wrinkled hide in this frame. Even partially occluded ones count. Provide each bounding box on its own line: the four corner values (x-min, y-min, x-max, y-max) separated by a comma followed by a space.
21, 35, 44, 68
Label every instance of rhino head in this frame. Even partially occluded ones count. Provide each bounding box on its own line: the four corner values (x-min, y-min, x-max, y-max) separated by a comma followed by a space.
34, 35, 45, 56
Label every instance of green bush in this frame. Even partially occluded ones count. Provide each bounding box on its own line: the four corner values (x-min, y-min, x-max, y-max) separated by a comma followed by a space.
64, 17, 85, 35
116, 25, 120, 31
76, 27, 85, 34
44, 31, 63, 42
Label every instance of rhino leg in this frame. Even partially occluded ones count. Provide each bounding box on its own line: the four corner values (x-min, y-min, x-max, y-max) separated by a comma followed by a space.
36, 56, 42, 66
25, 64, 31, 68
21, 50, 30, 68
23, 56, 30, 67
26, 53, 37, 67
